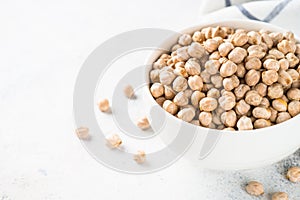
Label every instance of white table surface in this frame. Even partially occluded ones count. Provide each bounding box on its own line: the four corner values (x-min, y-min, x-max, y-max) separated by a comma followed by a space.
1, 0, 299, 199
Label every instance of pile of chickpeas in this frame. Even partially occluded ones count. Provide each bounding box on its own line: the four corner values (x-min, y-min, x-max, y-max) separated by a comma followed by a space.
149, 26, 300, 131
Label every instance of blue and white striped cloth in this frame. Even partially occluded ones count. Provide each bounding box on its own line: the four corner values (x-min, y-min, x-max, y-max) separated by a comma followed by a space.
199, 0, 300, 35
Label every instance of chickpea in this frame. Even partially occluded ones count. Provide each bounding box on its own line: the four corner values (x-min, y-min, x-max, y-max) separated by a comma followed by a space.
202, 83, 214, 93
204, 39, 219, 53
159, 70, 176, 85
287, 166, 300, 183
269, 32, 283, 45
171, 44, 182, 52
155, 97, 166, 106
254, 119, 271, 129
188, 75, 203, 91
234, 84, 250, 100
288, 100, 300, 117
212, 114, 222, 125
228, 47, 248, 64
133, 150, 146, 164
262, 70, 278, 85
269, 107, 278, 122
173, 92, 188, 106
190, 120, 200, 126
163, 100, 178, 115
286, 53, 299, 67
237, 116, 253, 130
200, 69, 211, 83
183, 89, 193, 98
252, 107, 271, 119
287, 69, 299, 82
188, 42, 206, 59
98, 99, 110, 112
268, 83, 284, 99
279, 59, 290, 70
210, 75, 223, 88
223, 75, 240, 91
123, 85, 135, 99
223, 127, 236, 131
219, 57, 229, 64
174, 66, 188, 77
207, 88, 220, 99
209, 51, 221, 60
178, 107, 195, 122
261, 33, 273, 49
191, 91, 205, 108
287, 88, 300, 100
136, 117, 150, 130
231, 32, 249, 46
153, 58, 167, 69
205, 60, 221, 75
185, 58, 201, 76
218, 42, 234, 57
245, 57, 262, 70
278, 69, 293, 87
172, 76, 188, 92
218, 93, 236, 110
199, 97, 218, 111
254, 83, 268, 97
220, 60, 238, 77
150, 69, 160, 83
276, 112, 291, 124
176, 46, 190, 61
296, 44, 300, 55
212, 26, 227, 38
235, 100, 251, 115
201, 27, 213, 39
150, 83, 164, 98
247, 31, 262, 45
221, 110, 237, 127
178, 34, 192, 46
75, 127, 90, 140
260, 97, 270, 108
277, 39, 297, 54
192, 31, 205, 43
236, 63, 246, 78
245, 69, 261, 86
248, 45, 266, 59
272, 98, 288, 112
245, 90, 262, 106
271, 192, 288, 200
164, 86, 176, 100
263, 59, 280, 71
199, 111, 213, 127
269, 48, 285, 59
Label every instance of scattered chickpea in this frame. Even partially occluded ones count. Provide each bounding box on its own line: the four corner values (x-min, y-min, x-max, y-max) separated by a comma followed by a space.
75, 127, 90, 140
270, 107, 278, 123
261, 33, 273, 49
271, 192, 288, 200
269, 32, 283, 45
209, 51, 221, 60
106, 134, 122, 148
190, 120, 200, 126
98, 99, 110, 112
133, 150, 146, 164
247, 31, 262, 45
124, 85, 135, 99
247, 45, 266, 59
200, 69, 212, 83
262, 70, 278, 85
199, 97, 218, 111
237, 116, 253, 130
211, 75, 223, 88
171, 44, 182, 52
276, 112, 291, 124
183, 89, 193, 98
199, 111, 213, 127
286, 166, 300, 183
260, 97, 270, 108
136, 117, 150, 130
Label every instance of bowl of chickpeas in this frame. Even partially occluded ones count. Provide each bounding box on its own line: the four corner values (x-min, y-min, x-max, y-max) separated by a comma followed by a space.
143, 20, 300, 170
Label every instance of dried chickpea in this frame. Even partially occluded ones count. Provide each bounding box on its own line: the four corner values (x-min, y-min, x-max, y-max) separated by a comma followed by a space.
178, 107, 195, 122
223, 75, 240, 91
155, 97, 166, 106
220, 110, 237, 127
183, 89, 193, 98
199, 97, 218, 111
262, 70, 278, 85
286, 69, 299, 82
150, 69, 160, 83
178, 34, 192, 46
276, 112, 291, 124
272, 98, 288, 112
192, 31, 205, 43
185, 58, 201, 76
159, 70, 176, 85
207, 88, 220, 99
204, 39, 219, 53
218, 42, 234, 57
209, 51, 221, 60
98, 99, 110, 112
223, 127, 236, 131
188, 75, 203, 91
199, 111, 213, 127
247, 31, 261, 45
245, 181, 264, 196
245, 90, 262, 106
173, 92, 188, 106
277, 39, 296, 54
268, 83, 284, 99
245, 69, 260, 86
286, 166, 300, 183
171, 44, 182, 52
163, 86, 175, 100
201, 27, 213, 39
279, 59, 290, 70
245, 57, 262, 70
278, 69, 293, 87
263, 59, 280, 71
261, 33, 273, 49
237, 116, 253, 130
150, 83, 164, 98
254, 119, 271, 129
137, 117, 150, 130
163, 100, 178, 114
205, 60, 221, 75
231, 32, 249, 46
260, 97, 270, 108
247, 45, 266, 59
269, 32, 283, 45
211, 75, 223, 88
106, 134, 122, 148
153, 58, 166, 69
236, 63, 246, 78
254, 83, 268, 97
228, 47, 247, 64
269, 48, 285, 59
133, 150, 146, 164
252, 107, 271, 119
235, 100, 251, 115
190, 120, 200, 126
188, 42, 206, 59
212, 115, 222, 125
174, 66, 188, 78
286, 53, 299, 67
288, 100, 300, 117
284, 31, 296, 42
271, 192, 288, 200
287, 88, 300, 100
124, 85, 135, 99
296, 44, 300, 55
202, 83, 214, 93
172, 76, 188, 92
218, 92, 236, 110
200, 69, 211, 83
75, 127, 90, 140
234, 84, 251, 100
212, 26, 227, 38
191, 91, 205, 107
220, 60, 238, 77
270, 107, 278, 122
176, 46, 190, 61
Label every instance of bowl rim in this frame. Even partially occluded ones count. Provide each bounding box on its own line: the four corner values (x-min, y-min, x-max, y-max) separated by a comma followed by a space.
144, 19, 300, 135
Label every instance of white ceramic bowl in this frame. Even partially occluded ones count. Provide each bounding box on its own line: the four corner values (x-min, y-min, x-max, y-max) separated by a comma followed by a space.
143, 20, 300, 170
